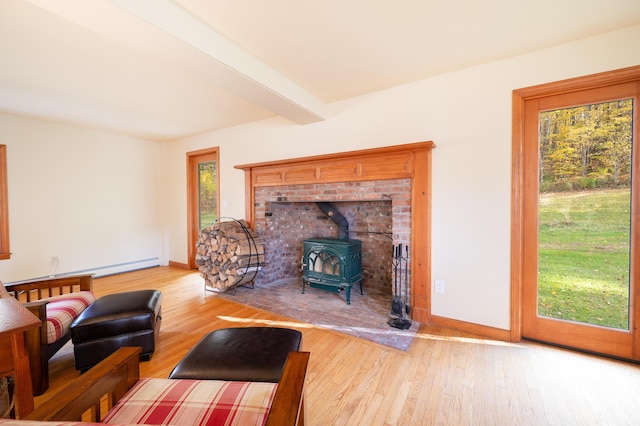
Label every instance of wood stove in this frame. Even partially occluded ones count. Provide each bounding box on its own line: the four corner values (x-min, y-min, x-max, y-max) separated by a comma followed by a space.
302, 237, 363, 304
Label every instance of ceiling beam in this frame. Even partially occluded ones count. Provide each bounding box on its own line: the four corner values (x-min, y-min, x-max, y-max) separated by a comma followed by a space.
25, 0, 328, 125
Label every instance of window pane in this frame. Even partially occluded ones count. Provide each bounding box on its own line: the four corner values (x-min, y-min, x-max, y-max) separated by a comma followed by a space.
198, 161, 217, 230
537, 99, 633, 330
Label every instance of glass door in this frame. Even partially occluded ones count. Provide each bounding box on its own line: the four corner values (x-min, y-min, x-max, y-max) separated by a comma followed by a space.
520, 78, 639, 360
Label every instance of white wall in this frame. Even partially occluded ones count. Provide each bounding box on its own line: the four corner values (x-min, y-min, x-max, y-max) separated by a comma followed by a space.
165, 25, 640, 330
0, 113, 163, 283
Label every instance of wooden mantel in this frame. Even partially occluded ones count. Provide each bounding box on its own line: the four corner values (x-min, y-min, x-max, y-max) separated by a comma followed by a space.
235, 141, 435, 323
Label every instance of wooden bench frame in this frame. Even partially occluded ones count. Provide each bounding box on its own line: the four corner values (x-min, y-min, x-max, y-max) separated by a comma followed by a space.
3, 275, 94, 395
25, 347, 310, 426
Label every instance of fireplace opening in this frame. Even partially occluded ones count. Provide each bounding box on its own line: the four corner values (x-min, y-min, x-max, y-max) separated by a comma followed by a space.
256, 199, 395, 294
253, 179, 412, 315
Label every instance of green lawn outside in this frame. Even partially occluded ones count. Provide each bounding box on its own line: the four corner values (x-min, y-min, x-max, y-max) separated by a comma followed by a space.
200, 213, 218, 230
538, 188, 631, 329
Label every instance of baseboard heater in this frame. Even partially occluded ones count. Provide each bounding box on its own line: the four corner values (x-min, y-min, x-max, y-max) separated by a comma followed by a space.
75, 258, 161, 278
10, 258, 161, 284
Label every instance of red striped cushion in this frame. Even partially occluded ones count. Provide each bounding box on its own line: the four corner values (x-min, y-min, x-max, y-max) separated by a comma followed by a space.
45, 291, 95, 344
102, 378, 278, 426
0, 421, 104, 425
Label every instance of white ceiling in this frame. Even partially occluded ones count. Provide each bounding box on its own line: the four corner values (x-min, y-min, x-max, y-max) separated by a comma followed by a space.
1, 0, 639, 141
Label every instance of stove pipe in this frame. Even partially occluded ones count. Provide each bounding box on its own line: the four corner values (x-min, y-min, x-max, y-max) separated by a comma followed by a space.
315, 202, 349, 239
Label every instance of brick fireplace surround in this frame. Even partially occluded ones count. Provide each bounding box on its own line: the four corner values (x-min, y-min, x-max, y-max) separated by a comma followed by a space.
235, 142, 435, 323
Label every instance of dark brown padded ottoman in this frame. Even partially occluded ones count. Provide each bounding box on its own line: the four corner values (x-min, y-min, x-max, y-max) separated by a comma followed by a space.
70, 290, 162, 372
169, 327, 302, 382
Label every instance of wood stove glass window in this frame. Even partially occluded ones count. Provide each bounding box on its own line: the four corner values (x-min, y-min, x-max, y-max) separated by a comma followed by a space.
308, 250, 341, 276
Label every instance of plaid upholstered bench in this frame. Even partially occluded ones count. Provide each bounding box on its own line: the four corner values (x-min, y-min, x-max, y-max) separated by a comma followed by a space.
102, 377, 279, 425
16, 346, 310, 426
1, 274, 95, 395
169, 327, 303, 382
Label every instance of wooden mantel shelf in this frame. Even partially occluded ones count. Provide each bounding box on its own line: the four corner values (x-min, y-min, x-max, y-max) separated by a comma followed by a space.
235, 141, 435, 187
235, 141, 435, 170
235, 141, 435, 324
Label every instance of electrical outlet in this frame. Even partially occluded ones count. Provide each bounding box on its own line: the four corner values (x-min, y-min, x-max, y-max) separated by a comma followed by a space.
435, 280, 445, 294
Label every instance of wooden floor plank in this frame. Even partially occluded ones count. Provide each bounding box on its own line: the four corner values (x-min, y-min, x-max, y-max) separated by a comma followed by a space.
34, 266, 640, 425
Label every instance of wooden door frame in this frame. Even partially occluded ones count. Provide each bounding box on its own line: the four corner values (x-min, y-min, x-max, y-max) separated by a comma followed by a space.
511, 65, 640, 348
187, 147, 220, 269
0, 145, 10, 260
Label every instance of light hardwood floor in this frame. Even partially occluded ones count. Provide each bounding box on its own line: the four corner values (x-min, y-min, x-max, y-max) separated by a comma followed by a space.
36, 266, 640, 425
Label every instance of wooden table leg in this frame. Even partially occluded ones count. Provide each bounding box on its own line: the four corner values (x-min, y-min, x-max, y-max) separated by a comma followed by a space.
10, 332, 34, 417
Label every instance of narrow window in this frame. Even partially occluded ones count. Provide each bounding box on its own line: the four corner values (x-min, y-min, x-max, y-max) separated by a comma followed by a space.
187, 148, 220, 269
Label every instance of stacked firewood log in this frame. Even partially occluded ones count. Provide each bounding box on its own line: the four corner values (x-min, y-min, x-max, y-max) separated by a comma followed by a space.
195, 219, 264, 292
